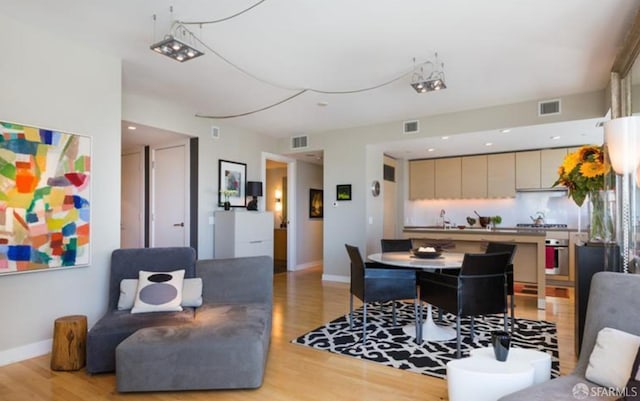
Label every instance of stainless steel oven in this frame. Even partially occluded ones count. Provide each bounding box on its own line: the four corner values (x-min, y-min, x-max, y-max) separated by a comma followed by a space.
545, 238, 569, 275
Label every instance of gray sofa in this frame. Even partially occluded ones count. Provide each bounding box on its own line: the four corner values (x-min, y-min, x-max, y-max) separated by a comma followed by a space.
499, 271, 640, 401
86, 247, 273, 392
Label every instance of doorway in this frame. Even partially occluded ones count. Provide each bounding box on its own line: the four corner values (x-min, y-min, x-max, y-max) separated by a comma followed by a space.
121, 121, 197, 251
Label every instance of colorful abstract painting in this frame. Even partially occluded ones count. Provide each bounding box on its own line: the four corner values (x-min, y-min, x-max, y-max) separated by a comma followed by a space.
0, 121, 90, 275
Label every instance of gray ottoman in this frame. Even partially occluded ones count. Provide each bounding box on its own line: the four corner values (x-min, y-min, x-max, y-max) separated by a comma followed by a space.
115, 303, 271, 392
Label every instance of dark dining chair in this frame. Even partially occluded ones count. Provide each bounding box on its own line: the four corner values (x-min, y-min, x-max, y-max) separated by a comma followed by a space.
485, 242, 517, 332
417, 252, 511, 358
345, 244, 418, 343
380, 239, 413, 252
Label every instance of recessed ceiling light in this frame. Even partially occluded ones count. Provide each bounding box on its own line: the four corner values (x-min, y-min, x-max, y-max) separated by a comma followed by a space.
485, 142, 493, 146
500, 129, 511, 133
427, 148, 435, 152
127, 125, 137, 130
317, 101, 329, 107
441, 136, 449, 140
551, 135, 561, 140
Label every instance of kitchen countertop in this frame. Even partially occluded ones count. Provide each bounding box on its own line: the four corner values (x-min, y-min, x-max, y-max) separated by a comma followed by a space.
404, 226, 580, 234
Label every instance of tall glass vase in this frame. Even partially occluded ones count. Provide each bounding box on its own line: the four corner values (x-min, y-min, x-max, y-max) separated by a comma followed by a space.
588, 190, 615, 243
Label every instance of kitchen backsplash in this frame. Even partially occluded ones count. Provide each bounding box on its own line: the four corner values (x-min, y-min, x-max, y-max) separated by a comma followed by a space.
404, 191, 589, 229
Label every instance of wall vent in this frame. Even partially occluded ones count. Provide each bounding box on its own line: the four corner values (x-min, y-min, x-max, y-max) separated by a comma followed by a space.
211, 126, 220, 139
291, 135, 308, 149
538, 99, 561, 116
403, 120, 419, 134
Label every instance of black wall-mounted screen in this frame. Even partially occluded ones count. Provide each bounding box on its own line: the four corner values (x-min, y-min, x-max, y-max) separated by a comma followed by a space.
383, 164, 395, 182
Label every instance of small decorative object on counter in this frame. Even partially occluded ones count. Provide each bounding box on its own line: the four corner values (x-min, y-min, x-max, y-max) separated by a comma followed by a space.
491, 215, 502, 228
220, 189, 237, 211
491, 330, 511, 362
553, 145, 614, 243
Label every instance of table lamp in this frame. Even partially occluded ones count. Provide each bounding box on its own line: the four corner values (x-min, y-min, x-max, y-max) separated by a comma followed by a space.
246, 181, 263, 211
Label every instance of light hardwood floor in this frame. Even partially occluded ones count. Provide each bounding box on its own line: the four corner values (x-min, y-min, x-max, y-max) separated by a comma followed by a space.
0, 266, 576, 401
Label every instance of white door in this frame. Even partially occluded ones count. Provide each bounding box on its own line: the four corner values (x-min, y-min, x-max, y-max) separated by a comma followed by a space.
121, 151, 144, 248
152, 143, 189, 247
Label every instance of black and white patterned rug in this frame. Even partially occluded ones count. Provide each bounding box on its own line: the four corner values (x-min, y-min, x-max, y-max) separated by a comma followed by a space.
292, 301, 560, 379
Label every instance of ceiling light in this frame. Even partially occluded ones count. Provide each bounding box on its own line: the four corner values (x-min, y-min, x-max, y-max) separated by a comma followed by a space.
485, 142, 493, 146
441, 136, 449, 140
127, 126, 137, 130
150, 23, 203, 63
317, 101, 329, 107
551, 135, 561, 140
500, 129, 511, 133
427, 148, 435, 152
411, 53, 447, 93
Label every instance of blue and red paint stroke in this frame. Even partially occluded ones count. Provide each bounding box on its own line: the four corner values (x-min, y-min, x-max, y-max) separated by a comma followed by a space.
0, 121, 90, 274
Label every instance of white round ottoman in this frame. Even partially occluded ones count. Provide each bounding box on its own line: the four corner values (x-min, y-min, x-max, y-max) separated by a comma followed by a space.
446, 354, 535, 401
470, 347, 552, 384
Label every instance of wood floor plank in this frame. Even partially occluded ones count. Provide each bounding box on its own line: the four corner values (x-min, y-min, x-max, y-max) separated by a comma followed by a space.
0, 265, 575, 401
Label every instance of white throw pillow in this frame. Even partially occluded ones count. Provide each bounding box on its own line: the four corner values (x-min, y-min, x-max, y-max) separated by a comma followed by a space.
181, 277, 203, 307
131, 269, 185, 314
117, 279, 139, 310
586, 327, 640, 389
118, 277, 203, 310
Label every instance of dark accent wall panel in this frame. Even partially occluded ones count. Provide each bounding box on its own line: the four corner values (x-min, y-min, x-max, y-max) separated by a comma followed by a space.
144, 146, 150, 247
189, 138, 199, 256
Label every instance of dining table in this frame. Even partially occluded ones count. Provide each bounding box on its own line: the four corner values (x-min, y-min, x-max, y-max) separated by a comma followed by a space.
367, 251, 465, 342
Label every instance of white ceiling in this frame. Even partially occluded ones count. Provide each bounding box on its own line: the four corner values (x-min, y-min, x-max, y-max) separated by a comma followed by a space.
4, 1, 639, 152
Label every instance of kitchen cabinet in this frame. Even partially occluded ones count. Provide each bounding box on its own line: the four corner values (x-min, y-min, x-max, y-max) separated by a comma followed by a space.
435, 157, 461, 198
214, 211, 274, 258
515, 150, 541, 189
540, 148, 567, 188
487, 153, 515, 197
461, 155, 487, 198
409, 159, 435, 199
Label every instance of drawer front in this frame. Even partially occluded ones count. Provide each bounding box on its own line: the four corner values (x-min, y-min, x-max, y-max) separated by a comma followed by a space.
237, 240, 273, 258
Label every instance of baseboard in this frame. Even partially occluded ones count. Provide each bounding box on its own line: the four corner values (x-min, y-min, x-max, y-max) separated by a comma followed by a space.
322, 274, 349, 283
0, 339, 52, 367
292, 260, 322, 271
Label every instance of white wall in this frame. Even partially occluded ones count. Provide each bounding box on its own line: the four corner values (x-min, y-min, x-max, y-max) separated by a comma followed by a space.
279, 91, 607, 281
295, 161, 323, 268
0, 16, 121, 364
122, 94, 279, 259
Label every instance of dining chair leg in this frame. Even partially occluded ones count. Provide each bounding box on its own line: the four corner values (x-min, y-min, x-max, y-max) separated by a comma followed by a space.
456, 315, 462, 358
392, 301, 397, 326
362, 302, 367, 343
349, 294, 354, 330
417, 302, 424, 343
413, 297, 419, 341
510, 295, 516, 332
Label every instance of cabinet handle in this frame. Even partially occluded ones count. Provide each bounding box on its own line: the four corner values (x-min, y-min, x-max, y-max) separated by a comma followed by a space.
173, 222, 184, 227
249, 240, 263, 244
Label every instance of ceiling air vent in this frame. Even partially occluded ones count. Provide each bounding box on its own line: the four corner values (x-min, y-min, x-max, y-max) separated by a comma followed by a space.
403, 120, 419, 134
538, 99, 561, 116
291, 135, 308, 149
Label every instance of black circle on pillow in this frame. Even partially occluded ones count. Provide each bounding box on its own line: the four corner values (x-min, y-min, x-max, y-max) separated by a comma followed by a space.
148, 273, 173, 283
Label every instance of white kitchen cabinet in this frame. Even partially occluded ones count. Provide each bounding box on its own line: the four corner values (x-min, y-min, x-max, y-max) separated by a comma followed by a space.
409, 159, 435, 199
540, 148, 568, 188
461, 155, 487, 198
487, 153, 516, 197
435, 157, 461, 198
515, 150, 541, 189
214, 211, 274, 258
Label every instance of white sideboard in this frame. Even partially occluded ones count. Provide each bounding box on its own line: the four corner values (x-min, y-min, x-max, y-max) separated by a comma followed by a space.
214, 211, 274, 258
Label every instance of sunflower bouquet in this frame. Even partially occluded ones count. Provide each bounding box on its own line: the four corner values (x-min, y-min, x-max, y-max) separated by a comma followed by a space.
553, 145, 610, 206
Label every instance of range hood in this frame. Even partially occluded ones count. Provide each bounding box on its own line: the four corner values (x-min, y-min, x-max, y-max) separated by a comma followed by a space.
516, 187, 568, 193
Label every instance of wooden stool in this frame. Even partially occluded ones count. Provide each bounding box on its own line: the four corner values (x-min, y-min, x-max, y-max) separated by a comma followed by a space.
51, 315, 87, 371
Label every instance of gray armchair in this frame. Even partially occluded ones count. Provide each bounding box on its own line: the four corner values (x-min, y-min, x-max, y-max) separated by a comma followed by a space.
499, 271, 640, 401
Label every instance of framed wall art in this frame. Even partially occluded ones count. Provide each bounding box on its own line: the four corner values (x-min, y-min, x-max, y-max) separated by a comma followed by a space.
309, 188, 323, 218
336, 184, 352, 201
218, 159, 247, 208
0, 120, 91, 275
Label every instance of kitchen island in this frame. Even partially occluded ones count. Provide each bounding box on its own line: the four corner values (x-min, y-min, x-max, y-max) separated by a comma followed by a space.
403, 227, 547, 309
